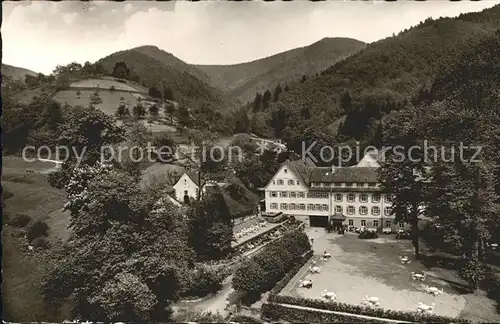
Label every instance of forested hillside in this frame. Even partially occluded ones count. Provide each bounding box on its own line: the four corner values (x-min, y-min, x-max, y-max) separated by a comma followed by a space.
255, 4, 500, 144
378, 29, 500, 295
97, 49, 236, 111
196, 37, 366, 103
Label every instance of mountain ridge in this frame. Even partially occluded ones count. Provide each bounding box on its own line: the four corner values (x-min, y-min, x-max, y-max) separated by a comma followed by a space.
195, 37, 366, 103
2, 64, 38, 82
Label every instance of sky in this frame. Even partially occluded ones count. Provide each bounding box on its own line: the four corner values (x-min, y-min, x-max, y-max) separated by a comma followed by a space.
2, 0, 498, 75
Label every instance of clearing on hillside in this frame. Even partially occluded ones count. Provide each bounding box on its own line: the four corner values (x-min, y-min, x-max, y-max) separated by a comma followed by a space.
69, 78, 142, 92
53, 90, 144, 116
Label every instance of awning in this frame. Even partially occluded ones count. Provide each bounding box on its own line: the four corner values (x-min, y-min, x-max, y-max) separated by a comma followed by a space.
330, 213, 347, 221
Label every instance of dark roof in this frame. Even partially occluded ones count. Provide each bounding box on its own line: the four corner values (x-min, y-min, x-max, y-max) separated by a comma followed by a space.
286, 159, 379, 185
185, 169, 200, 186
331, 213, 347, 221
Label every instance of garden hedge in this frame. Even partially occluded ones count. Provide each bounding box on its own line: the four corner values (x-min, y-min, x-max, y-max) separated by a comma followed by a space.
267, 295, 470, 323
261, 302, 387, 323
270, 250, 314, 295
232, 229, 311, 296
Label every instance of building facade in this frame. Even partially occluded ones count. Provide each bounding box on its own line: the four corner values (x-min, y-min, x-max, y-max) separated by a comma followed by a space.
263, 151, 406, 231
173, 171, 201, 203
172, 169, 224, 204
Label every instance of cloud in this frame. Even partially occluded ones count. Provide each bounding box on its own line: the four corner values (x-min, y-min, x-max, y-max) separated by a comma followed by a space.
62, 12, 79, 25
2, 0, 497, 74
124, 3, 135, 13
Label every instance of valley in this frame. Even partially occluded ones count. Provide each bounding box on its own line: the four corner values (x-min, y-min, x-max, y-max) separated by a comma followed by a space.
2, 2, 500, 323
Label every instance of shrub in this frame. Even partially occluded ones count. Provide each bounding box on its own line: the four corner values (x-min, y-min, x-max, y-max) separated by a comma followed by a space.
262, 303, 383, 323
32, 237, 50, 249
271, 250, 313, 295
358, 231, 378, 239
182, 266, 224, 298
232, 229, 311, 296
9, 214, 31, 227
27, 220, 49, 242
267, 295, 469, 323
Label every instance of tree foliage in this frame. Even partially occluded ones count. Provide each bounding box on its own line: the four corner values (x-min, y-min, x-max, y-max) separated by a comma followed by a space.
44, 165, 195, 321
187, 188, 234, 260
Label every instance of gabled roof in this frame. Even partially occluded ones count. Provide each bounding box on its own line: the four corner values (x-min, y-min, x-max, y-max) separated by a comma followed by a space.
364, 148, 391, 164
185, 169, 201, 186
285, 159, 379, 185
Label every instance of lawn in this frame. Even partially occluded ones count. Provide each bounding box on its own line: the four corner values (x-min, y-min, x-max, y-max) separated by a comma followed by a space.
69, 78, 141, 92
53, 89, 142, 116
2, 156, 72, 321
280, 229, 500, 322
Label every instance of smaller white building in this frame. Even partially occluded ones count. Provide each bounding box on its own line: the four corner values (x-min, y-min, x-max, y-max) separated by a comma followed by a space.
172, 169, 225, 204
173, 169, 202, 203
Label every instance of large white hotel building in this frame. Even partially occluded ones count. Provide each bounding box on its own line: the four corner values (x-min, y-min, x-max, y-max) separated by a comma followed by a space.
263, 150, 406, 231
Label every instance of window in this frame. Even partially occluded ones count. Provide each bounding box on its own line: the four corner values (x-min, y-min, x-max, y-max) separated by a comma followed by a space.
270, 191, 277, 198
372, 194, 380, 203
373, 220, 379, 227
335, 194, 343, 202
272, 180, 275, 185
280, 192, 288, 198
284, 168, 288, 173
384, 207, 392, 216
277, 179, 284, 185
307, 192, 329, 199
360, 194, 368, 203
347, 206, 355, 215
360, 206, 368, 215
346, 182, 353, 187
335, 206, 343, 214
184, 190, 188, 195
371, 206, 380, 216
322, 204, 329, 211
290, 203, 296, 210
347, 193, 355, 202
297, 180, 300, 185
270, 203, 278, 209
399, 222, 405, 228
368, 183, 376, 188
298, 192, 305, 198
299, 204, 306, 210
311, 182, 316, 187
288, 179, 294, 185
348, 219, 354, 226
334, 182, 342, 187
315, 204, 321, 210
280, 203, 288, 210
386, 220, 391, 227
320, 183, 325, 187
289, 192, 297, 198
385, 194, 392, 203
307, 204, 315, 211
361, 220, 366, 227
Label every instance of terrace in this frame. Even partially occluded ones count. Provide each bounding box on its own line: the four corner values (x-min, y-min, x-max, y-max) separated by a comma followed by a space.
278, 228, 500, 322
